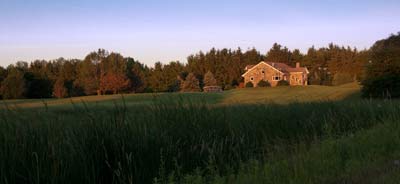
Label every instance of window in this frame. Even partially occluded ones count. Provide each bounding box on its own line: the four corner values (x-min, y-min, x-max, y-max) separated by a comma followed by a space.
272, 74, 281, 81
261, 71, 265, 74
250, 77, 254, 81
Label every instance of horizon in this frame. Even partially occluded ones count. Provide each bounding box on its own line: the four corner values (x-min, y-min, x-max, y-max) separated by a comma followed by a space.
1, 0, 399, 67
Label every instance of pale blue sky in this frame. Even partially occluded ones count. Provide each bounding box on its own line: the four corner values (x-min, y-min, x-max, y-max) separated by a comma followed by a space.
0, 0, 399, 67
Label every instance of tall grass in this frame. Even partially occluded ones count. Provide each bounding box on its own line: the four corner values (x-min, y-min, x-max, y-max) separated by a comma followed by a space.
0, 96, 399, 183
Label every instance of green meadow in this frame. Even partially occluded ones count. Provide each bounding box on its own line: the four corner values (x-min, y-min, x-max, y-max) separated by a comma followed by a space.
1, 83, 400, 184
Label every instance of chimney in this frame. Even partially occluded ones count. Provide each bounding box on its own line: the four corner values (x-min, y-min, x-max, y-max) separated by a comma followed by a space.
296, 62, 300, 68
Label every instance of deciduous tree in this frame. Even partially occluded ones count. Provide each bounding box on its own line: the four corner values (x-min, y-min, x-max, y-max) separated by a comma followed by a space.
0, 67, 26, 99
362, 33, 400, 98
53, 77, 68, 98
75, 49, 107, 95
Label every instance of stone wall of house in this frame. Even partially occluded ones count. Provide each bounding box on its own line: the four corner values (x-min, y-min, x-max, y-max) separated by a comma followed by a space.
243, 64, 283, 87
289, 72, 308, 86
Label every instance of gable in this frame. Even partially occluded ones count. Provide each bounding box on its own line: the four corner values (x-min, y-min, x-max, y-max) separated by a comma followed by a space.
242, 61, 284, 77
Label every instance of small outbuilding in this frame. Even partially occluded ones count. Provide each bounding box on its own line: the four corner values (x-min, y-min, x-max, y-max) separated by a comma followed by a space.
203, 86, 222, 93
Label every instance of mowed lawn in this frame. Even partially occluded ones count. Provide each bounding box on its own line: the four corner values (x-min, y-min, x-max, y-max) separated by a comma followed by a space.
222, 82, 360, 104
0, 82, 361, 109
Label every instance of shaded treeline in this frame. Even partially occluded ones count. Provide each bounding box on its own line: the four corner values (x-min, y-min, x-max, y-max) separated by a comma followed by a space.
0, 43, 369, 99
362, 33, 400, 98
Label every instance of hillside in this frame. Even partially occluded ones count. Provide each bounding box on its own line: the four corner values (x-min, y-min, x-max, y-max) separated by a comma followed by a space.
222, 82, 361, 104
1, 83, 400, 183
1, 83, 361, 109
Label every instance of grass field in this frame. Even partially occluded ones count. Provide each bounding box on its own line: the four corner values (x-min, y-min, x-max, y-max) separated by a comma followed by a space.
1, 83, 400, 184
1, 82, 360, 109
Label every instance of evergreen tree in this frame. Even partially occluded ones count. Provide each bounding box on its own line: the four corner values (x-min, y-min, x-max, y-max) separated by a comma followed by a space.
181, 73, 201, 92
203, 71, 217, 86
265, 43, 291, 64
163, 61, 186, 92
291, 49, 304, 65
126, 57, 147, 93
148, 62, 166, 92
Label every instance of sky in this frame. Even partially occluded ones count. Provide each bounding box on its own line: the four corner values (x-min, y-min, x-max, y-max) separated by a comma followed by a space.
0, 0, 399, 67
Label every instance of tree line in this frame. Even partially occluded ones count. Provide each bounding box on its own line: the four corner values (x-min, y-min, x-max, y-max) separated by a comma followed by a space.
0, 39, 388, 99
362, 33, 400, 98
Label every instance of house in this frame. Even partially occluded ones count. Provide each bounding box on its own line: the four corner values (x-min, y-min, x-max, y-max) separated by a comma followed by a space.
242, 61, 309, 87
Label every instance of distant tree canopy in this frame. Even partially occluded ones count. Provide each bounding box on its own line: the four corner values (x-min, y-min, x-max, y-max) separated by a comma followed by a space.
3, 32, 396, 100
362, 33, 400, 98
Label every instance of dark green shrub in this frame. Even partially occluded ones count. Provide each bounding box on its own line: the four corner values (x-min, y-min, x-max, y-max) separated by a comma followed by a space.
257, 80, 271, 87
362, 74, 400, 98
277, 80, 290, 86
245, 82, 254, 88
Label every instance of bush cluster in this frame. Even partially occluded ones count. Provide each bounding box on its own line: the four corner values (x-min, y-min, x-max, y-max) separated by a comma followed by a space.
257, 80, 271, 87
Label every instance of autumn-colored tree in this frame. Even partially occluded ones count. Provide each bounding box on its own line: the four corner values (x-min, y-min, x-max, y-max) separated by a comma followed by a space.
203, 71, 217, 86
181, 73, 201, 92
53, 77, 68, 98
98, 52, 131, 94
99, 73, 131, 94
